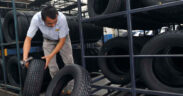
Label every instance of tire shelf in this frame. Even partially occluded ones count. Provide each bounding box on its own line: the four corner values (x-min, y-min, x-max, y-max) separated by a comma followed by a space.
77, 0, 183, 96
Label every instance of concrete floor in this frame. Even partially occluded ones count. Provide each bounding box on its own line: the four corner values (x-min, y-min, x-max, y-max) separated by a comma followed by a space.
0, 73, 140, 96
0, 88, 18, 96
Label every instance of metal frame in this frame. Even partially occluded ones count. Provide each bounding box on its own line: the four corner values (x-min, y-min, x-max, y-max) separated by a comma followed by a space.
0, 0, 43, 95
54, 0, 88, 16
1, 0, 183, 95
77, 0, 183, 96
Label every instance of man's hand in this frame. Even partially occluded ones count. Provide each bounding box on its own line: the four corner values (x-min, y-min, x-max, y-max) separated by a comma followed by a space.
22, 57, 33, 68
41, 54, 53, 69
23, 58, 29, 68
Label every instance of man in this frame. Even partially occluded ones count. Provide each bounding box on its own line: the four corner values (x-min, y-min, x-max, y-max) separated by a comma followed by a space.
23, 6, 74, 94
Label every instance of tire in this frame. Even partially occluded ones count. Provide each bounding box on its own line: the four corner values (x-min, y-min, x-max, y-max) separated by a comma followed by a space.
88, 0, 121, 17
0, 17, 5, 43
140, 31, 183, 93
86, 48, 100, 72
87, 0, 164, 29
133, 36, 153, 50
23, 59, 45, 96
7, 56, 26, 87
3, 10, 102, 44
29, 52, 52, 93
98, 37, 140, 84
3, 10, 42, 44
155, 46, 183, 87
140, 0, 183, 23
45, 64, 91, 96
67, 17, 103, 44
0, 59, 3, 81
73, 48, 99, 72
3, 10, 29, 43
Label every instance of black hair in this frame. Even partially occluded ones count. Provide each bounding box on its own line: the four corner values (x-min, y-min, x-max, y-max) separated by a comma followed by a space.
41, 6, 58, 21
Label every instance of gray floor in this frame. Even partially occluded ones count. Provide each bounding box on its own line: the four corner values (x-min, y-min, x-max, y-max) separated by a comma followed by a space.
0, 73, 145, 96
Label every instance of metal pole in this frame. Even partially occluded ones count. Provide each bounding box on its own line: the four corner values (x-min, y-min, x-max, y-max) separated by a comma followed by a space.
0, 11, 8, 88
77, 0, 86, 68
126, 0, 136, 95
11, 0, 22, 95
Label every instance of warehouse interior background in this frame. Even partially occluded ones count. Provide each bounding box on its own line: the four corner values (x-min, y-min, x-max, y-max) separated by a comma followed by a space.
1, 0, 183, 96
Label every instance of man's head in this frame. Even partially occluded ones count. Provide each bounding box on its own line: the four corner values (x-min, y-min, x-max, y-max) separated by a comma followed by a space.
41, 6, 58, 27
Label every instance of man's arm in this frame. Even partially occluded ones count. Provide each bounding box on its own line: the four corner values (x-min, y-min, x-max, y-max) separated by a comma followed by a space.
23, 13, 38, 62
42, 37, 66, 69
23, 36, 32, 67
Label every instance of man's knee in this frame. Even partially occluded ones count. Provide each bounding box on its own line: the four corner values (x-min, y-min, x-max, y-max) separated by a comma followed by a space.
49, 65, 59, 78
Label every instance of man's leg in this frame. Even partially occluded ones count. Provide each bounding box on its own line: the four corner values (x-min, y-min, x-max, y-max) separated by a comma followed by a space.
60, 34, 74, 64
60, 35, 74, 94
43, 39, 59, 78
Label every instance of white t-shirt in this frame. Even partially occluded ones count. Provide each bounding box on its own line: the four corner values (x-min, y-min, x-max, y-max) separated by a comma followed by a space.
27, 11, 69, 40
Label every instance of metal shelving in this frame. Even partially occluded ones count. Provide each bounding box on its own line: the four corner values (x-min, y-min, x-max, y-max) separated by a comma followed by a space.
1, 0, 183, 96
77, 0, 183, 96
53, 0, 87, 16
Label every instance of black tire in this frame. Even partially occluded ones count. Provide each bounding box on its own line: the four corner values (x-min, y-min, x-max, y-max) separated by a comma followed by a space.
141, 0, 179, 6
154, 46, 183, 87
0, 17, 5, 43
98, 37, 140, 84
87, 0, 164, 29
87, 48, 99, 72
3, 10, 29, 43
140, 31, 183, 93
29, 52, 52, 93
3, 10, 102, 44
67, 17, 103, 44
7, 56, 26, 87
88, 0, 121, 17
0, 59, 3, 81
3, 10, 42, 44
140, 0, 183, 23
73, 48, 99, 72
45, 64, 91, 96
86, 48, 100, 72
23, 59, 45, 96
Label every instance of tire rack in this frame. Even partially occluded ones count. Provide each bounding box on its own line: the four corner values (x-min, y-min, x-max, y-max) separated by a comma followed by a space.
0, 0, 22, 95
0, 0, 43, 95
2, 0, 183, 96
77, 0, 183, 96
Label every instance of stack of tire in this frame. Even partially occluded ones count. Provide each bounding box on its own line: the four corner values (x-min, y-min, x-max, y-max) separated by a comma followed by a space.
66, 16, 103, 44
6, 53, 51, 93
140, 31, 183, 94
0, 8, 11, 18
3, 10, 102, 92
99, 31, 183, 94
87, 0, 183, 29
23, 59, 91, 96
2, 10, 103, 44
2, 10, 42, 44
98, 36, 152, 84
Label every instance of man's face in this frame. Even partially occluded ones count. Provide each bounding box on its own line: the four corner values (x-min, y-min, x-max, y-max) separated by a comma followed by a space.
44, 15, 58, 27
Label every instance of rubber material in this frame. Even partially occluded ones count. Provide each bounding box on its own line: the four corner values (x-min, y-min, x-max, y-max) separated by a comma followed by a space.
98, 37, 141, 84
23, 59, 45, 96
140, 31, 183, 93
7, 56, 26, 87
45, 64, 91, 96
